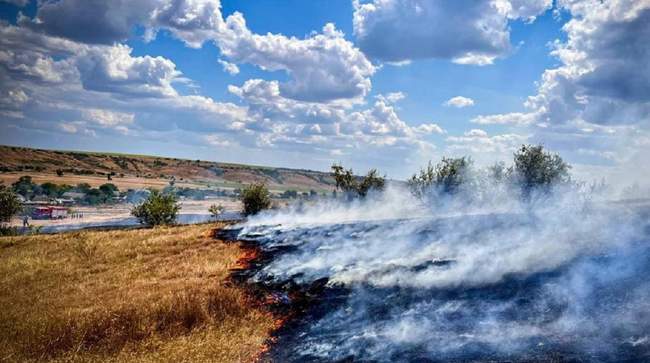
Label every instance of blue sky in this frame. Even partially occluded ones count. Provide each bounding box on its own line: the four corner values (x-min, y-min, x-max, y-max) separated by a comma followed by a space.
0, 0, 648, 185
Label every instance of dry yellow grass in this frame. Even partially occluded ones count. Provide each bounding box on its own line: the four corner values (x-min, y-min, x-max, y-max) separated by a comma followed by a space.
0, 224, 275, 363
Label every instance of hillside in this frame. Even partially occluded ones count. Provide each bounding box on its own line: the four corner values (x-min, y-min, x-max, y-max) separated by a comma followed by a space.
0, 145, 336, 193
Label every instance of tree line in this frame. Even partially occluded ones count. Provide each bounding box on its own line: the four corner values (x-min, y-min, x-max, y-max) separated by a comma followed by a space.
0, 144, 572, 229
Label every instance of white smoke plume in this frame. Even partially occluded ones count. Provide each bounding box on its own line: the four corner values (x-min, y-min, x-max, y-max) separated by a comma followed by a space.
235, 177, 650, 361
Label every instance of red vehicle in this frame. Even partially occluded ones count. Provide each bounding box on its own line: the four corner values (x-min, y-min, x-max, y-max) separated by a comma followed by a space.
32, 206, 68, 220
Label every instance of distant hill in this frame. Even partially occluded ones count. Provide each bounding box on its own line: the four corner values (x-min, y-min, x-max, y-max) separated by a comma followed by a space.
0, 145, 336, 193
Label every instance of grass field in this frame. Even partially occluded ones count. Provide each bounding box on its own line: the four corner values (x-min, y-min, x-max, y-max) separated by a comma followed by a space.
0, 224, 275, 362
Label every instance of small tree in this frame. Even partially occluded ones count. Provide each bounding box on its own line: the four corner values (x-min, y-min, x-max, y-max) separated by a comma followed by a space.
408, 157, 472, 197
0, 185, 22, 224
209, 204, 224, 218
240, 183, 271, 216
408, 161, 435, 199
131, 189, 180, 226
99, 183, 118, 196
511, 144, 570, 196
331, 164, 356, 194
12, 176, 39, 199
357, 169, 385, 197
331, 164, 385, 199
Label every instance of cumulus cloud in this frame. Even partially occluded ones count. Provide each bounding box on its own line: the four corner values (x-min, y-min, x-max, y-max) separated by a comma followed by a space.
471, 111, 536, 125
20, 0, 157, 44
444, 96, 475, 108
446, 129, 528, 162
353, 0, 552, 64
216, 20, 375, 102
82, 108, 134, 126
376, 92, 406, 104
467, 0, 650, 180
414, 123, 445, 135
18, 0, 376, 104
217, 59, 239, 75
228, 79, 438, 152
526, 0, 650, 127
75, 44, 181, 98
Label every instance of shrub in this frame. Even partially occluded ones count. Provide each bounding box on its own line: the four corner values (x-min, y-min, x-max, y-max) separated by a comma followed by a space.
331, 164, 385, 199
0, 185, 22, 224
408, 157, 472, 197
131, 190, 180, 226
240, 183, 271, 216
511, 144, 570, 196
208, 204, 224, 218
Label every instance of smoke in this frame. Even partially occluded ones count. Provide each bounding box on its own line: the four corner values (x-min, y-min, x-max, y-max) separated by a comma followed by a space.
235, 180, 650, 361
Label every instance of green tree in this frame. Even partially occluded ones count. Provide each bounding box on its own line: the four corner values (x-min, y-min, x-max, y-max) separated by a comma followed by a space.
99, 183, 118, 196
408, 157, 472, 197
331, 164, 385, 199
331, 164, 356, 194
240, 183, 271, 216
0, 185, 22, 224
131, 190, 180, 226
357, 169, 385, 197
40, 182, 60, 197
76, 183, 91, 193
511, 144, 570, 196
12, 176, 39, 199
84, 188, 104, 205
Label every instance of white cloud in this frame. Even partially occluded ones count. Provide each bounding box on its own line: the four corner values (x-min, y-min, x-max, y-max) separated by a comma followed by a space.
59, 122, 78, 134
217, 58, 239, 75
470, 0, 650, 180
376, 92, 406, 104
216, 20, 375, 102
353, 0, 552, 64
82, 108, 134, 126
444, 96, 475, 108
414, 123, 445, 135
471, 111, 536, 125
446, 129, 528, 161
76, 44, 181, 98
204, 134, 234, 147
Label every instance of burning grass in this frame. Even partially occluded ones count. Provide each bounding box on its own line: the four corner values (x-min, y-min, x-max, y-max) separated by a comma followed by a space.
0, 224, 275, 362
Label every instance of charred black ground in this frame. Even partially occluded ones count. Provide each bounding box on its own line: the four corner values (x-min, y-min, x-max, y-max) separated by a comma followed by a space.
217, 207, 650, 363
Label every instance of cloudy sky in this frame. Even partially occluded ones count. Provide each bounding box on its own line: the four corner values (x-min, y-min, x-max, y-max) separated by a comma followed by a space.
0, 0, 648, 185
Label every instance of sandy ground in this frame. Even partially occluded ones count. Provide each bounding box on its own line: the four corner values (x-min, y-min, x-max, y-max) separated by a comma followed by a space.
10, 198, 242, 231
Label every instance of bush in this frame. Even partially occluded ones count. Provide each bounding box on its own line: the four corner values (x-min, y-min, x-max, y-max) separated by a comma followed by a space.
512, 144, 570, 196
0, 185, 22, 224
408, 157, 472, 197
131, 190, 180, 226
331, 164, 385, 199
209, 204, 224, 218
240, 183, 271, 216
